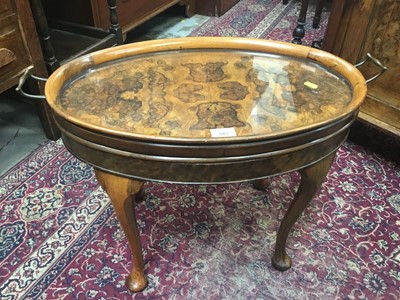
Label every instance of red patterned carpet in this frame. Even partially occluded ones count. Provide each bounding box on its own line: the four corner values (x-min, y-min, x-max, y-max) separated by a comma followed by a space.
1, 1, 400, 299
1, 140, 399, 299
190, 0, 329, 45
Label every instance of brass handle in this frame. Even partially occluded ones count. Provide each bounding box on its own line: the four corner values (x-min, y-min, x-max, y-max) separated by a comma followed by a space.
15, 66, 47, 100
355, 53, 387, 83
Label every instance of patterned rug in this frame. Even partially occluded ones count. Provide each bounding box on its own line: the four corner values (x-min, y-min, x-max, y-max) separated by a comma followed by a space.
189, 0, 330, 45
1, 1, 400, 299
1, 140, 399, 299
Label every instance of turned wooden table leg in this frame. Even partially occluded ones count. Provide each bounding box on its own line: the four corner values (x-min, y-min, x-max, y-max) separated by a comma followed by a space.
312, 0, 324, 29
253, 178, 269, 190
272, 152, 336, 271
180, 0, 196, 17
94, 169, 147, 292
292, 0, 310, 45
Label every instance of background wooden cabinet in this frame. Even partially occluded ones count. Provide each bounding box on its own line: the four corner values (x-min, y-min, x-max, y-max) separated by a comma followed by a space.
323, 0, 399, 135
0, 0, 59, 140
92, 0, 183, 32
42, 0, 189, 34
0, 0, 42, 93
194, 0, 239, 16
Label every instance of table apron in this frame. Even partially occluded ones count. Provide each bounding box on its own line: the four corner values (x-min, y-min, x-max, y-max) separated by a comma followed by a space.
54, 112, 357, 158
60, 126, 349, 184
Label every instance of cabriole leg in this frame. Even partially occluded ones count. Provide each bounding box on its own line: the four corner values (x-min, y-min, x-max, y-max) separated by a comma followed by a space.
272, 152, 336, 270
94, 169, 147, 292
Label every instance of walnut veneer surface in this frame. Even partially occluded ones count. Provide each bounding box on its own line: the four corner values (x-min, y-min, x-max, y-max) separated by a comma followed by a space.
54, 46, 352, 139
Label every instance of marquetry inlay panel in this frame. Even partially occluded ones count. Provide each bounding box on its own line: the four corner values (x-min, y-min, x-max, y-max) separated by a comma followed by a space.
57, 50, 352, 139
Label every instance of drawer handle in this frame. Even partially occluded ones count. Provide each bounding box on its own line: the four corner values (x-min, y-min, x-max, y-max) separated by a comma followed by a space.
15, 66, 47, 100
355, 53, 387, 83
0, 48, 16, 68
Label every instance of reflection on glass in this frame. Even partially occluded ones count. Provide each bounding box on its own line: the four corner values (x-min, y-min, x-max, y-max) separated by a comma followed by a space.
58, 50, 352, 138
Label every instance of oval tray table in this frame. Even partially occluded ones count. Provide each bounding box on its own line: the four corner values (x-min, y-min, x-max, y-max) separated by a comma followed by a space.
45, 37, 367, 292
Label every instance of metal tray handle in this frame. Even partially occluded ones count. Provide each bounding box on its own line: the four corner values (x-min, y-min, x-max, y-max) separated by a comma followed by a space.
355, 53, 387, 83
15, 66, 47, 100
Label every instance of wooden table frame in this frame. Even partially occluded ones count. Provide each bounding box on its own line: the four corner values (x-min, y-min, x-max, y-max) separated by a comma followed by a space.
45, 37, 367, 292
93, 151, 336, 291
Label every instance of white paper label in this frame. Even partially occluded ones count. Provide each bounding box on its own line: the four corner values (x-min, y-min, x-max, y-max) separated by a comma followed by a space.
210, 127, 237, 137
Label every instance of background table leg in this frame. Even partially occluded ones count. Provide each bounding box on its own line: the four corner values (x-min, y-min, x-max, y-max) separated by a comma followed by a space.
272, 152, 336, 271
253, 178, 269, 190
312, 0, 324, 28
292, 0, 310, 44
94, 169, 147, 292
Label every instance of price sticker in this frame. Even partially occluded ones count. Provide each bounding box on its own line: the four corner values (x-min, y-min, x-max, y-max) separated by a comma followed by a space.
210, 127, 237, 137
304, 81, 318, 90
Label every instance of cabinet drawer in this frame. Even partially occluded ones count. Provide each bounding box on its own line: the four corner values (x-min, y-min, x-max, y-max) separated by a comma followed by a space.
0, 14, 32, 90
41, 0, 182, 34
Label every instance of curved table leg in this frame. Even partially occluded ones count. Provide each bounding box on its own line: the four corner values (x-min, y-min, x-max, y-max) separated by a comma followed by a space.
94, 169, 147, 292
272, 152, 336, 271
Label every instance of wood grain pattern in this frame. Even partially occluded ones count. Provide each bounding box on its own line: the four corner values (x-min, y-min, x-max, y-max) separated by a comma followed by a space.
324, 0, 375, 64
357, 0, 400, 115
323, 0, 400, 133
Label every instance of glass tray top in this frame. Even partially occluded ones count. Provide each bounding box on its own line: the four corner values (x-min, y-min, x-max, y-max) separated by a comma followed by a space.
57, 50, 353, 139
